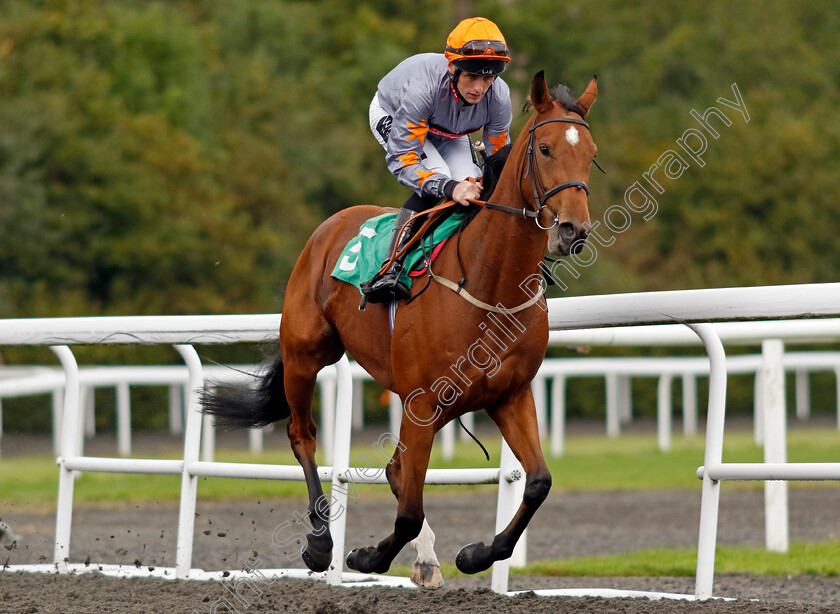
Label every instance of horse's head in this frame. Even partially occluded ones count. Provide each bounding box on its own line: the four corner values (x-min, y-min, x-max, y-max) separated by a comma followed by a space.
523, 72, 598, 257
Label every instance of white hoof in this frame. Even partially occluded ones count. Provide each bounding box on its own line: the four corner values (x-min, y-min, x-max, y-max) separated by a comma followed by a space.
410, 561, 444, 589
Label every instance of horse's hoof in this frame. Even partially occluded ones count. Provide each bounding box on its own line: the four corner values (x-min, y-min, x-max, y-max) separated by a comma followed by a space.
455, 542, 493, 575
410, 562, 444, 589
346, 546, 389, 574
345, 546, 370, 572
301, 535, 332, 573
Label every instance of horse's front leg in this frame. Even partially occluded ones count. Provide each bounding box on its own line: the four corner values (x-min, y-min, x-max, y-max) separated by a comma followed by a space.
455, 386, 551, 574
409, 518, 444, 588
381, 448, 444, 588
346, 417, 435, 575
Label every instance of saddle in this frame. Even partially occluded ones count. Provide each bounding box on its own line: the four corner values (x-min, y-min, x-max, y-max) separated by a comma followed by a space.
332, 146, 511, 301
330, 205, 470, 297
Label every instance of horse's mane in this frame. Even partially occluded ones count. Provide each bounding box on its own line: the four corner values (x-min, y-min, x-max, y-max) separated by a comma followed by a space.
521, 84, 584, 117
479, 143, 512, 201
474, 83, 582, 203
426, 144, 510, 232
446, 83, 576, 220
473, 83, 580, 202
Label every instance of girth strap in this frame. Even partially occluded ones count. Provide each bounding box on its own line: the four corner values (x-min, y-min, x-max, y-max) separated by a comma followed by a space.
428, 270, 545, 314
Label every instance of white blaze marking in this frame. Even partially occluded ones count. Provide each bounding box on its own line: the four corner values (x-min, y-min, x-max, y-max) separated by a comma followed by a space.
566, 126, 579, 146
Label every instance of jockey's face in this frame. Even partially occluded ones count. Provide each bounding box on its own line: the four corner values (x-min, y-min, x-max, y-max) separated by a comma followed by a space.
449, 63, 496, 104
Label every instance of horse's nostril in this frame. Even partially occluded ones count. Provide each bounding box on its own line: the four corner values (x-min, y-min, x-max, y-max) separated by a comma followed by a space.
559, 222, 576, 242
570, 238, 586, 255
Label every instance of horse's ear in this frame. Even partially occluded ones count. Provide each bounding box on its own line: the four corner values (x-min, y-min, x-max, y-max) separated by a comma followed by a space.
576, 75, 598, 117
529, 70, 553, 114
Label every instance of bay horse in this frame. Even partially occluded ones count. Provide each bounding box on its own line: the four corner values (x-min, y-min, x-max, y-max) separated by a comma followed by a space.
203, 71, 598, 587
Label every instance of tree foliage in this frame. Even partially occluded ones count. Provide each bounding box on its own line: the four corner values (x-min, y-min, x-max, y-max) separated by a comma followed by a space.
493, 0, 840, 294
1, 0, 838, 317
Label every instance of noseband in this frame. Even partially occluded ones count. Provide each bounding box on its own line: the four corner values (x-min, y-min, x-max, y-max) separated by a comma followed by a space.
521, 115, 591, 230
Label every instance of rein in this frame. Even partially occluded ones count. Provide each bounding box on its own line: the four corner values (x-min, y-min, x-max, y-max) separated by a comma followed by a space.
372, 199, 547, 314
375, 112, 594, 313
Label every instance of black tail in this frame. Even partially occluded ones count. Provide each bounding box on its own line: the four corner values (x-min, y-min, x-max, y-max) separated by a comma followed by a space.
201, 356, 291, 429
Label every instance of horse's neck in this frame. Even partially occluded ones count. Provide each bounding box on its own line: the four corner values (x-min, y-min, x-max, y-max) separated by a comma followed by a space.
458, 178, 547, 301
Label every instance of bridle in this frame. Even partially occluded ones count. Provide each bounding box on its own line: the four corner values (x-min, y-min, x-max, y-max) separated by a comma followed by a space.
389, 113, 600, 313
479, 113, 597, 230
522, 115, 592, 230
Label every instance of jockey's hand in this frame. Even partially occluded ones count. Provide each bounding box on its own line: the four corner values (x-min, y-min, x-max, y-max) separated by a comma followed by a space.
452, 180, 483, 206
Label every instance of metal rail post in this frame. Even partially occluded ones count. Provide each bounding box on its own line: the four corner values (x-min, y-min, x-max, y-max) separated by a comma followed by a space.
174, 344, 203, 579
51, 345, 80, 574
326, 355, 353, 585
689, 324, 727, 600
762, 339, 789, 552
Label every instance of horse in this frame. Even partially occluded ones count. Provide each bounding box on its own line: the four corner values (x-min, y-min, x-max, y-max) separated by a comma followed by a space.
203, 71, 598, 588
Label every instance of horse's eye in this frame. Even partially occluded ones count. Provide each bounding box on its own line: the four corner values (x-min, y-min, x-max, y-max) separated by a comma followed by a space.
538, 144, 550, 156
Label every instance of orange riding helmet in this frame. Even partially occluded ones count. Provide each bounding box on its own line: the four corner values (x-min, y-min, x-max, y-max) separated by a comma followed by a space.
444, 17, 511, 76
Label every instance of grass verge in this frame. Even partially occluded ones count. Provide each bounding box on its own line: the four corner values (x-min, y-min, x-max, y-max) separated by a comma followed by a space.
1, 425, 839, 503
388, 541, 840, 579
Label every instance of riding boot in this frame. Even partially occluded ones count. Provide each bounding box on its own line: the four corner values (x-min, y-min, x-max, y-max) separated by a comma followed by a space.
361, 206, 418, 304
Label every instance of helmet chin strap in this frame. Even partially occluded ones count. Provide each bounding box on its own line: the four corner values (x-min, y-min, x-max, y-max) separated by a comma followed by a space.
449, 69, 475, 106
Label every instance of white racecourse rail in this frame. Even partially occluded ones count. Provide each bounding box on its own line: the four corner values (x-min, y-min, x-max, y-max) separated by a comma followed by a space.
1, 281, 839, 600
0, 313, 525, 592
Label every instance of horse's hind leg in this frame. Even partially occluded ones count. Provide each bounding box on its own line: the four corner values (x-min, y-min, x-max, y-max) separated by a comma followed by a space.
385, 448, 443, 588
455, 386, 551, 574
283, 350, 338, 572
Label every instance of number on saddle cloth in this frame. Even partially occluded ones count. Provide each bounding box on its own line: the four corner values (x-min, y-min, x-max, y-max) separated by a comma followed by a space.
330, 211, 466, 295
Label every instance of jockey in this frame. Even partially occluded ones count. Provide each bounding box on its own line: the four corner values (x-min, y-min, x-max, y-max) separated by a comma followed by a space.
361, 16, 513, 304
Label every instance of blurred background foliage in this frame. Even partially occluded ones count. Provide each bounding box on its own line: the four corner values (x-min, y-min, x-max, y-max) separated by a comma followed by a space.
1, 0, 838, 431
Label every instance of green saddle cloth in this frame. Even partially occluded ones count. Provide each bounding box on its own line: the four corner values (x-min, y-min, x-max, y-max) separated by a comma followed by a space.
330, 211, 465, 294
